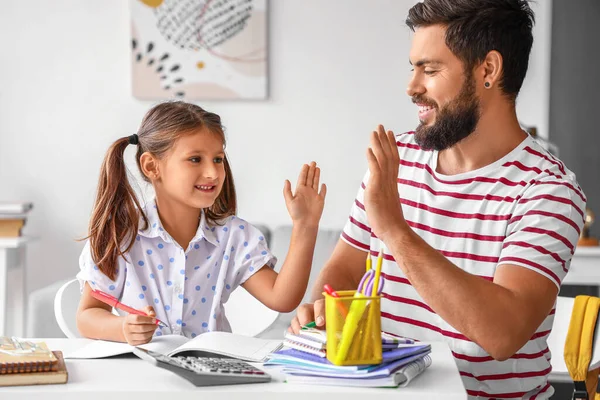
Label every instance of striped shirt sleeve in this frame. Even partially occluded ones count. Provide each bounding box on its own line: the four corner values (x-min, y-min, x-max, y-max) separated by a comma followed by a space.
341, 170, 372, 251
498, 177, 586, 288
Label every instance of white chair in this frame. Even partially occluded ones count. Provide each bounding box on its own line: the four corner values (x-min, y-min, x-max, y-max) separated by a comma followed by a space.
53, 279, 83, 339
53, 278, 279, 338
224, 288, 279, 337
53, 279, 121, 338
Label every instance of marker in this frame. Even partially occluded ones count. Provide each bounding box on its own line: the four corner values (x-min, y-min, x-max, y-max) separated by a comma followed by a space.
324, 284, 348, 317
301, 321, 317, 330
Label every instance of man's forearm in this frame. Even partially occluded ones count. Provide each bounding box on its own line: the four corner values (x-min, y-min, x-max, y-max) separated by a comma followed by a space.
310, 260, 361, 302
382, 226, 547, 360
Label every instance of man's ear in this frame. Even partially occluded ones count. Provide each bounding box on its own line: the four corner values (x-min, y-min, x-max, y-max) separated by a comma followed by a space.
479, 50, 503, 89
140, 152, 160, 181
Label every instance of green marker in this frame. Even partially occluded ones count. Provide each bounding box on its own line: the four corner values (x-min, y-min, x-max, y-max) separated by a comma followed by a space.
301, 321, 317, 329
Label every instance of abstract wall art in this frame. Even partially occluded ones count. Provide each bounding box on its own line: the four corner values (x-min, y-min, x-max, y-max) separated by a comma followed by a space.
131, 0, 268, 100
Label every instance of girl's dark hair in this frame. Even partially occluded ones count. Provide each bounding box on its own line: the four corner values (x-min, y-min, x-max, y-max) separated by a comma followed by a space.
406, 0, 535, 101
87, 101, 236, 280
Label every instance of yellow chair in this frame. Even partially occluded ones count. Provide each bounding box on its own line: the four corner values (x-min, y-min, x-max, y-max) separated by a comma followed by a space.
564, 295, 600, 400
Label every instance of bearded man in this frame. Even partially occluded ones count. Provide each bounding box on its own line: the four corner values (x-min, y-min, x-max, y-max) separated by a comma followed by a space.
290, 1, 586, 399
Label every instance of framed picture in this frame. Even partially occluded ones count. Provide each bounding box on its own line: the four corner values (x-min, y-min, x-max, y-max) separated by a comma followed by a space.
131, 0, 268, 100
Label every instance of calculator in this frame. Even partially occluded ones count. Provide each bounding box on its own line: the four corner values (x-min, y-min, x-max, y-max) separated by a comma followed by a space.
132, 347, 271, 386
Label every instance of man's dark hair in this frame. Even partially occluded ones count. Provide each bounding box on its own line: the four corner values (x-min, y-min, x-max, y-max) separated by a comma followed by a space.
406, 0, 535, 102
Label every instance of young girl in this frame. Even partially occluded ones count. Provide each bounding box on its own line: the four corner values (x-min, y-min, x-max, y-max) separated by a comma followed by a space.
76, 101, 326, 345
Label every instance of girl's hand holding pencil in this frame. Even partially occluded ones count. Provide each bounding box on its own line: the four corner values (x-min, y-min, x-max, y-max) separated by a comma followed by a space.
122, 305, 159, 346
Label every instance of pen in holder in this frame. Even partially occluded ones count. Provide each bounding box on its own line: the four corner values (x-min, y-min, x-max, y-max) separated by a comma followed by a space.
324, 290, 382, 366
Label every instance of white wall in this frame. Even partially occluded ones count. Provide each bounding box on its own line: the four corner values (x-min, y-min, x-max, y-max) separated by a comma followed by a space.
0, 0, 552, 294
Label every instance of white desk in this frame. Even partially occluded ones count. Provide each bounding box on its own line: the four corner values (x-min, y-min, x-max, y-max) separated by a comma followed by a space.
563, 247, 600, 285
0, 338, 467, 400
0, 237, 34, 336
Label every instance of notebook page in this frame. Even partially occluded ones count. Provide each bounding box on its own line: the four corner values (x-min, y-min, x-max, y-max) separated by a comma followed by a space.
168, 331, 282, 362
64, 335, 188, 359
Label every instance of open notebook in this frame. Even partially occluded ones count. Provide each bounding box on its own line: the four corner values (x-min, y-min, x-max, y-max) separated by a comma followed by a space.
64, 331, 283, 363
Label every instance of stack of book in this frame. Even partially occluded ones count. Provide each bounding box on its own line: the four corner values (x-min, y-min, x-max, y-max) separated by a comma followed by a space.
0, 203, 33, 238
0, 337, 68, 386
266, 328, 431, 387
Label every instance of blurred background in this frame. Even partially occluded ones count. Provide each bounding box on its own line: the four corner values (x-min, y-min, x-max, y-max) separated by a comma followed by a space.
1, 0, 574, 297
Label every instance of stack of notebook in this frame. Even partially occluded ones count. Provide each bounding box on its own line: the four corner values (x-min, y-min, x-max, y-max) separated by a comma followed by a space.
0, 338, 68, 386
0, 202, 33, 238
267, 328, 431, 387
282, 328, 415, 358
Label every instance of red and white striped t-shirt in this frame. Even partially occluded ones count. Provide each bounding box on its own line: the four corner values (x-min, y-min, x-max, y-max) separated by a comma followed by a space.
342, 132, 586, 400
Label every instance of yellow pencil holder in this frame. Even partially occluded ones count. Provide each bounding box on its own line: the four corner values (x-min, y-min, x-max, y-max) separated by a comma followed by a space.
324, 290, 382, 366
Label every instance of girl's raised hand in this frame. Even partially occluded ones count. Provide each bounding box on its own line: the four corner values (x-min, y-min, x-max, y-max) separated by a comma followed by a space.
283, 162, 327, 227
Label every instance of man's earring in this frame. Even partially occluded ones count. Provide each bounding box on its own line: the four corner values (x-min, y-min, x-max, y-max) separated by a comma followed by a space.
484, 82, 491, 88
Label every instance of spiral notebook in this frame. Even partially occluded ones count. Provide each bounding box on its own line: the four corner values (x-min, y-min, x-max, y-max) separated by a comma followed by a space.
0, 339, 58, 374
282, 329, 415, 358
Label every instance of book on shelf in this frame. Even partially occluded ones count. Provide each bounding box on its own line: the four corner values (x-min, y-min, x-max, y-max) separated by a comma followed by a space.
0, 203, 31, 238
0, 351, 67, 387
0, 213, 28, 220
0, 203, 33, 214
64, 331, 283, 363
0, 219, 26, 238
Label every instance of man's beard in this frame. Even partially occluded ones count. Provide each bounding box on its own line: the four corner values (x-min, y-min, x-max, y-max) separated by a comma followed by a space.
413, 74, 481, 151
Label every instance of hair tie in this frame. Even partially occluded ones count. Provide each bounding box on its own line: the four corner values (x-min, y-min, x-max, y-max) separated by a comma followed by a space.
128, 134, 139, 146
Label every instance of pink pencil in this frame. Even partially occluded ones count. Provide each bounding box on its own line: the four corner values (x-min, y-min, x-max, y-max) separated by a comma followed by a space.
90, 289, 167, 328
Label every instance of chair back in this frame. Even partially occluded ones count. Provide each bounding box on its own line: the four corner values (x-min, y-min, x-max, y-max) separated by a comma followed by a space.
53, 279, 83, 338
224, 288, 279, 337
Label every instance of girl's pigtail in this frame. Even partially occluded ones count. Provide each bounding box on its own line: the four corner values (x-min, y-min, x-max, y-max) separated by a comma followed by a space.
87, 137, 148, 280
